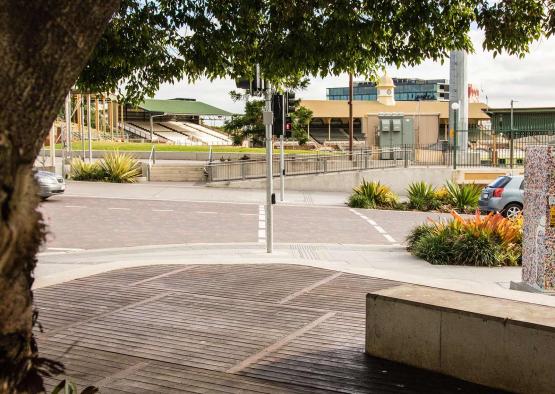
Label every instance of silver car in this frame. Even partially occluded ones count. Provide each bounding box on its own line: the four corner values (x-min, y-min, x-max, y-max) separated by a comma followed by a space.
479, 175, 523, 218
35, 170, 65, 199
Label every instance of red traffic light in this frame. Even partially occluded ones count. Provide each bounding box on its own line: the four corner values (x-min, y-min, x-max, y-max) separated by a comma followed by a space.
285, 122, 292, 131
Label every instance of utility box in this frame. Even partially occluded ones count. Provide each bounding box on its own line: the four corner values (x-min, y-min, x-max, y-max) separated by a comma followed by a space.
378, 114, 414, 160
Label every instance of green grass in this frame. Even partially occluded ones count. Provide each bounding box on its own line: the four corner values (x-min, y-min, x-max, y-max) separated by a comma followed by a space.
56, 142, 315, 155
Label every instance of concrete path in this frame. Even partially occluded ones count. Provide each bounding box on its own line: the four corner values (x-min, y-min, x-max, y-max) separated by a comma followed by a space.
37, 242, 555, 308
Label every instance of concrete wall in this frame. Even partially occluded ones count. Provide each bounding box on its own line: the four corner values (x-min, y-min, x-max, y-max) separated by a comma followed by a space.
366, 285, 555, 394
414, 114, 440, 145
208, 166, 454, 196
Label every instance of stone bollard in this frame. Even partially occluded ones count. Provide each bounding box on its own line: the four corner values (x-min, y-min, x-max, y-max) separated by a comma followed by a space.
511, 145, 555, 292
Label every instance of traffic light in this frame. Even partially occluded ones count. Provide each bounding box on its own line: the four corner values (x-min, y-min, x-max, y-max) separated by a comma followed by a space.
285, 116, 292, 138
286, 91, 299, 114
272, 94, 283, 135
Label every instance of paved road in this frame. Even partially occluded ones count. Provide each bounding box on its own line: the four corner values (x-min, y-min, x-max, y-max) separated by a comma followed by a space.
39, 194, 451, 251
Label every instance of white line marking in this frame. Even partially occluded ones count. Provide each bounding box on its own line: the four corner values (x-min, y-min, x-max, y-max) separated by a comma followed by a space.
64, 205, 85, 208
108, 207, 130, 210
152, 209, 174, 212
258, 204, 265, 244
240, 213, 257, 216
350, 208, 396, 243
384, 234, 397, 243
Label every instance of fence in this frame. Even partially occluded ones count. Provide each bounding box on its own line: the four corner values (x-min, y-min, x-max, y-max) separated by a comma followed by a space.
206, 148, 412, 182
449, 129, 555, 168
205, 129, 555, 182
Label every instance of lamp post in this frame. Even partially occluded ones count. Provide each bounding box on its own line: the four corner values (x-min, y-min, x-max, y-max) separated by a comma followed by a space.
451, 102, 460, 170
149, 113, 167, 141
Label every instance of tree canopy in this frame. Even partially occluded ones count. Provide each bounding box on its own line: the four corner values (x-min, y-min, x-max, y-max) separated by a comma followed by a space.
223, 100, 266, 146
78, 0, 555, 103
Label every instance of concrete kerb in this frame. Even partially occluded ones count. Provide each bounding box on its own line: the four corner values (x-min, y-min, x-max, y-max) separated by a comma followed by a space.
35, 242, 555, 309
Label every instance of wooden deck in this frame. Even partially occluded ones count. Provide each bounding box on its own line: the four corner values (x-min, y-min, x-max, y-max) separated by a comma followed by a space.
35, 264, 503, 393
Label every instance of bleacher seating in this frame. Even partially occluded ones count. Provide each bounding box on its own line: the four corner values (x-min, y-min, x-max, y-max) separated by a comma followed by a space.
128, 121, 197, 144
129, 121, 168, 132
161, 121, 231, 145
183, 122, 232, 144
309, 119, 365, 144
154, 131, 197, 145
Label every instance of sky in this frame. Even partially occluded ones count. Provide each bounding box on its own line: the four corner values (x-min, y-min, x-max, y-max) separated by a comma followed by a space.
155, 29, 555, 114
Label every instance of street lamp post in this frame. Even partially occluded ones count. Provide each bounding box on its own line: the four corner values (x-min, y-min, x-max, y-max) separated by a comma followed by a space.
451, 102, 460, 170
149, 113, 167, 142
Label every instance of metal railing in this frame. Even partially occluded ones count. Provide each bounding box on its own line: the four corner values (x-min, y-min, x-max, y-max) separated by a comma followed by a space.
204, 129, 555, 182
147, 145, 156, 181
448, 129, 555, 168
206, 147, 412, 182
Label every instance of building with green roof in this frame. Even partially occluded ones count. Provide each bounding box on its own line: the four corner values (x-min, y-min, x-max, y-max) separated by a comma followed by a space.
124, 98, 233, 124
137, 98, 233, 117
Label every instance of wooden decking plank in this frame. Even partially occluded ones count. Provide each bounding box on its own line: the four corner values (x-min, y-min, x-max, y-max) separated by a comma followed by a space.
227, 312, 336, 374
35, 264, 504, 394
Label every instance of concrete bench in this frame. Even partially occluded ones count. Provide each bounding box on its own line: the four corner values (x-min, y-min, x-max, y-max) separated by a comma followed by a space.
366, 285, 555, 394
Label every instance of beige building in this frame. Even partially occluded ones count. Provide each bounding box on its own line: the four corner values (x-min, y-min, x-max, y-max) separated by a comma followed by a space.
301, 74, 490, 146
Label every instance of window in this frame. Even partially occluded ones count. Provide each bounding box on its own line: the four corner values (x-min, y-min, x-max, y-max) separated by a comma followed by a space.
381, 119, 390, 131
488, 176, 511, 188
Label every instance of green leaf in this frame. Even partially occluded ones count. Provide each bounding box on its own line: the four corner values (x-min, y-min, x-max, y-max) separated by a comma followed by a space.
78, 0, 551, 103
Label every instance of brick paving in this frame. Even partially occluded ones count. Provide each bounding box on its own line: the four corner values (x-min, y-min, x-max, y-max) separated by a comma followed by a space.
35, 264, 503, 393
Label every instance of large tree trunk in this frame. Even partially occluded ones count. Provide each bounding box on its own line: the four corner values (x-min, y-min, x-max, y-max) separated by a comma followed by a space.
0, 1, 119, 392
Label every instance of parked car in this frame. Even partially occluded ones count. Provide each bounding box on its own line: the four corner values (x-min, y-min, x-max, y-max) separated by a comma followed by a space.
479, 175, 523, 218
35, 170, 65, 199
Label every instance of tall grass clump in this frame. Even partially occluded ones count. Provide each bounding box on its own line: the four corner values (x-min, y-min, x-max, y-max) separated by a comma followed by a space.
347, 180, 399, 209
99, 151, 142, 183
407, 211, 523, 267
70, 158, 104, 181
444, 181, 482, 213
70, 151, 141, 183
407, 181, 439, 211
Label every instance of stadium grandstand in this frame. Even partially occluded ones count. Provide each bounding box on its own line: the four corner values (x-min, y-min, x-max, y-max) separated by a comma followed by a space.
124, 98, 233, 145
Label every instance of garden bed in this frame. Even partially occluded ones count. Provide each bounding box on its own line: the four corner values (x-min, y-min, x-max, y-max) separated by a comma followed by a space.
407, 211, 522, 267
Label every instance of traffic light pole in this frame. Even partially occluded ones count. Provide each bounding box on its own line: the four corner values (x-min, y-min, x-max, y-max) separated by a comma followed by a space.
263, 84, 274, 253
280, 94, 285, 202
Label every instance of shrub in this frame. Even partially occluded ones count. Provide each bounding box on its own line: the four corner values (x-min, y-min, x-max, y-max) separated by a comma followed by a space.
98, 151, 141, 183
407, 211, 522, 267
434, 186, 451, 204
407, 181, 439, 211
444, 181, 482, 212
70, 158, 104, 181
406, 223, 435, 250
348, 180, 398, 209
348, 193, 372, 209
